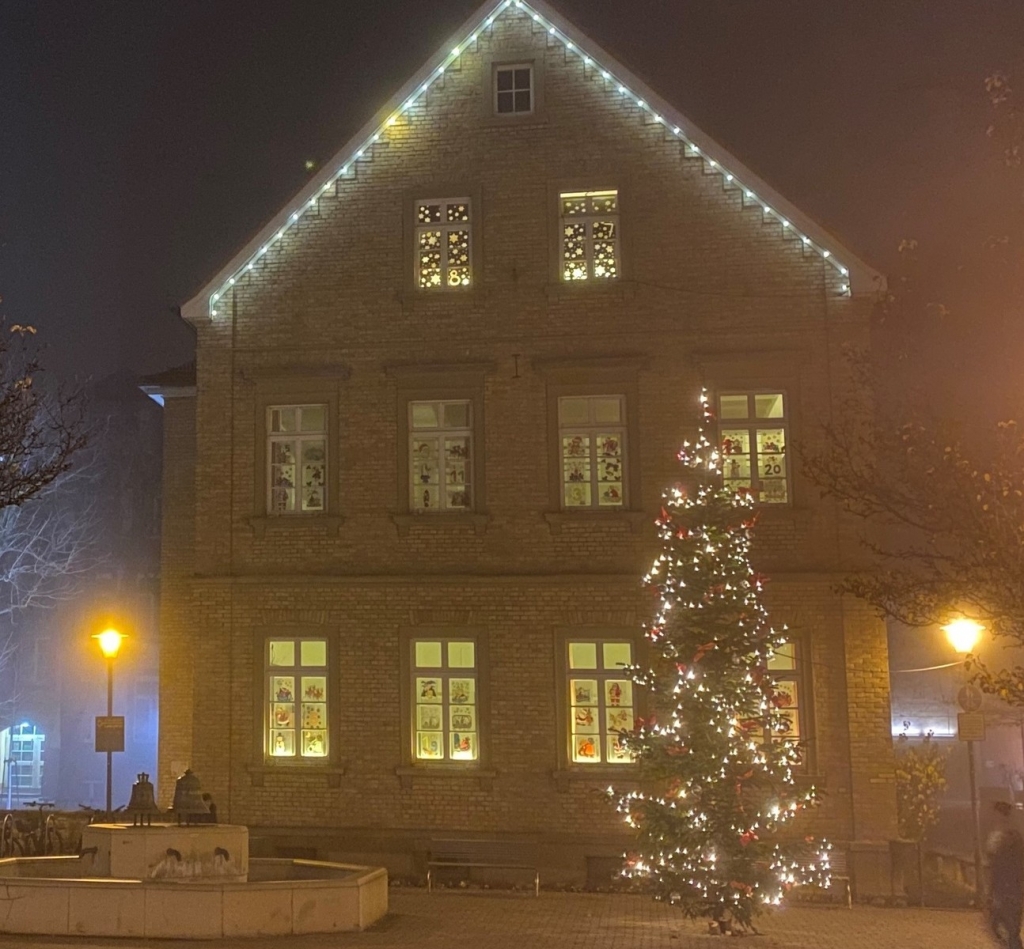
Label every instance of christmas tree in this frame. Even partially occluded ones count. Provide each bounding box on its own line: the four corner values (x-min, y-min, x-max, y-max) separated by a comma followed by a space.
613, 392, 830, 931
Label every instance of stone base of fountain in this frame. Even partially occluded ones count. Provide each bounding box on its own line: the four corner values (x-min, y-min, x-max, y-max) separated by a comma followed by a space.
81, 822, 249, 882
0, 823, 388, 938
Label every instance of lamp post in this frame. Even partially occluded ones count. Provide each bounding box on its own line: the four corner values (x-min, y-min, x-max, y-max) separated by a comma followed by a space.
941, 616, 985, 902
93, 629, 125, 821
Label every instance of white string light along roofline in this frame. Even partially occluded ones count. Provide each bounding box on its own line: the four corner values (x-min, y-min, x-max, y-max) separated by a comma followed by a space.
200, 0, 865, 320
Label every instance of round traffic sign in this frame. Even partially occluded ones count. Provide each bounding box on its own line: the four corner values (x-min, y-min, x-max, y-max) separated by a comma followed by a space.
958, 684, 983, 712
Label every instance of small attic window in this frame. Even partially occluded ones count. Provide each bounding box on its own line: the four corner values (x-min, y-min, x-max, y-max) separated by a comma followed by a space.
494, 64, 533, 115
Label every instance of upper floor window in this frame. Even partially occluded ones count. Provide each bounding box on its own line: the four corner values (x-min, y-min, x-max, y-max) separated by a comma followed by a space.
409, 400, 473, 512
559, 395, 626, 509
266, 637, 329, 760
561, 190, 619, 281
567, 640, 634, 765
718, 392, 788, 504
268, 405, 327, 515
494, 64, 533, 114
412, 638, 479, 762
416, 199, 472, 289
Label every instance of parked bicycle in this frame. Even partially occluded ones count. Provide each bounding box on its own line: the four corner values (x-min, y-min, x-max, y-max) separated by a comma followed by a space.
6, 801, 63, 856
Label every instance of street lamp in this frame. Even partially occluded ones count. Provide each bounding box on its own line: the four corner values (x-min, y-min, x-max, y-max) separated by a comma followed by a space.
942, 618, 984, 656
93, 628, 125, 821
941, 616, 985, 903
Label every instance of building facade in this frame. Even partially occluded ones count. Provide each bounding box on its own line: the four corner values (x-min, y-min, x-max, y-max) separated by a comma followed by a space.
150, 0, 898, 893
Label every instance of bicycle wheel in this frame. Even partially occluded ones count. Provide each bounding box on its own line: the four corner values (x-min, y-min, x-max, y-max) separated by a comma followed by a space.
45, 825, 63, 856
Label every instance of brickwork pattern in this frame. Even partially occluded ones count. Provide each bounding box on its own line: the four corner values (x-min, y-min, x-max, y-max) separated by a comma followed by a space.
158, 9, 897, 878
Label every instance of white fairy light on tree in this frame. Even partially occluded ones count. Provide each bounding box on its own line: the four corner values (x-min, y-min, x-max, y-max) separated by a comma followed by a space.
610, 390, 830, 932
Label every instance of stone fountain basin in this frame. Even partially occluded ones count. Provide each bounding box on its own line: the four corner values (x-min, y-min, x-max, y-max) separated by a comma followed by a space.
0, 856, 388, 938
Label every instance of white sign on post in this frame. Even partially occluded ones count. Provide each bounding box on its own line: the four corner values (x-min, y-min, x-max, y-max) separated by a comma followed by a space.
958, 711, 986, 743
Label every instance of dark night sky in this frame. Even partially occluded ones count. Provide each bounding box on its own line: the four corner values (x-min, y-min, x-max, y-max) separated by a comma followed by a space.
2, 1, 1022, 381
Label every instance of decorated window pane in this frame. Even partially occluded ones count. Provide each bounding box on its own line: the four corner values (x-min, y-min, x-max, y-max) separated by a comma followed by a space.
770, 640, 803, 743
718, 393, 789, 504
267, 404, 327, 515
413, 638, 479, 762
560, 190, 619, 281
416, 198, 472, 289
558, 395, 626, 510
495, 64, 533, 114
266, 637, 328, 760
410, 400, 473, 512
568, 640, 634, 765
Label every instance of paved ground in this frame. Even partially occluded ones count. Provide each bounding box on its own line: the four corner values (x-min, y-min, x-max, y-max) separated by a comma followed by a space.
6, 887, 993, 949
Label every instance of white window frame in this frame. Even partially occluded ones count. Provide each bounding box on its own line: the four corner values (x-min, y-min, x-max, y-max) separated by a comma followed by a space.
558, 395, 627, 510
408, 399, 474, 513
494, 63, 533, 115
560, 189, 620, 281
414, 198, 472, 290
266, 404, 328, 515
265, 636, 330, 763
0, 724, 45, 803
411, 637, 479, 763
718, 391, 789, 505
566, 639, 635, 766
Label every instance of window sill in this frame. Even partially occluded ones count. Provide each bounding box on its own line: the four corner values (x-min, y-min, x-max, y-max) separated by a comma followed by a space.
247, 761, 348, 789
392, 513, 490, 537
399, 286, 485, 309
553, 766, 637, 793
395, 765, 497, 791
751, 505, 813, 529
544, 510, 647, 535
545, 279, 636, 301
249, 515, 345, 539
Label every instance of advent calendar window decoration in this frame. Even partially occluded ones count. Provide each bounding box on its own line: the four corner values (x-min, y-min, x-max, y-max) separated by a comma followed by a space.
416, 199, 472, 289
560, 189, 619, 281
568, 640, 634, 765
718, 392, 789, 504
559, 395, 626, 509
766, 640, 803, 744
267, 638, 329, 760
412, 639, 478, 762
409, 400, 473, 512
267, 405, 327, 514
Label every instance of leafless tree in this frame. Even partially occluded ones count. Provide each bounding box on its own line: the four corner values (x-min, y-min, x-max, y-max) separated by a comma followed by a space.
802, 73, 1024, 704
0, 323, 87, 513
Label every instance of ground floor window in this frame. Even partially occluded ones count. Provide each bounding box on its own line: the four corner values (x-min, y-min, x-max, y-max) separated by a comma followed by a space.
567, 640, 634, 765
768, 641, 804, 743
412, 638, 478, 762
0, 723, 45, 807
266, 638, 329, 760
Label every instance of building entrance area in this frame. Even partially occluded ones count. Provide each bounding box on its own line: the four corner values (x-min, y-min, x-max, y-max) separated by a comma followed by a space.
0, 724, 45, 808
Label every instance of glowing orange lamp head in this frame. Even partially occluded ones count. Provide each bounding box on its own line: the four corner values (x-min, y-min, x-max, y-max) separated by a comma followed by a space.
941, 617, 984, 656
94, 628, 125, 660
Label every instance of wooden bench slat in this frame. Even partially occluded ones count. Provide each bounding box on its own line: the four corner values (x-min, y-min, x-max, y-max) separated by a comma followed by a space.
427, 839, 540, 897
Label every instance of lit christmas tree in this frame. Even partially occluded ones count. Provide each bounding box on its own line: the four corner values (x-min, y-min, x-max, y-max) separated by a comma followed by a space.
613, 392, 830, 932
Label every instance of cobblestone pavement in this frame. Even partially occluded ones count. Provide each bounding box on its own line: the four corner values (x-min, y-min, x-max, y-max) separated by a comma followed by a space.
7, 888, 992, 949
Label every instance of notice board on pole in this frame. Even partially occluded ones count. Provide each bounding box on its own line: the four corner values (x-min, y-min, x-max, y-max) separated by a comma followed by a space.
957, 711, 986, 743
95, 716, 125, 753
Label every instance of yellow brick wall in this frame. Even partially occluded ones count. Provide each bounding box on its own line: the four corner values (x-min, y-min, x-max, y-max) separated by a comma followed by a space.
159, 9, 897, 873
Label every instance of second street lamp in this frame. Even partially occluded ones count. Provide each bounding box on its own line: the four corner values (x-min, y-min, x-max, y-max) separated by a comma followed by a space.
93, 628, 125, 822
941, 616, 985, 903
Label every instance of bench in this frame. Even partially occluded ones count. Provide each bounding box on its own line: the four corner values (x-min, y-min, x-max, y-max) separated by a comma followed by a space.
427, 839, 540, 896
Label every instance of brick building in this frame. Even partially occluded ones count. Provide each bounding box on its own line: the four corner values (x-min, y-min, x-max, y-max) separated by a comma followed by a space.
147, 0, 899, 894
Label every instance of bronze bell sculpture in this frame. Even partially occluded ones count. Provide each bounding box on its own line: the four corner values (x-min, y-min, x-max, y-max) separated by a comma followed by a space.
126, 772, 162, 826
171, 769, 210, 825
